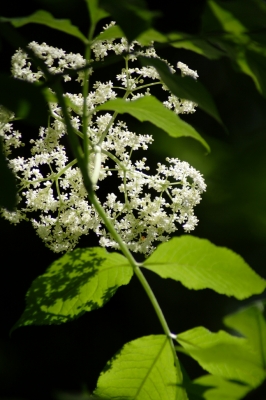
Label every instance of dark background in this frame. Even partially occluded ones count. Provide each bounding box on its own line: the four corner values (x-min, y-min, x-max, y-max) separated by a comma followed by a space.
1, 0, 266, 399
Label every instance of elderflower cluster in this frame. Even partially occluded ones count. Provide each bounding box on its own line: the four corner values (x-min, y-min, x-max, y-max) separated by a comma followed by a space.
0, 24, 206, 254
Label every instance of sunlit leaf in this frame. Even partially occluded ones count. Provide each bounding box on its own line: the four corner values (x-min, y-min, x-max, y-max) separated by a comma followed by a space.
0, 10, 88, 43
97, 96, 210, 151
193, 375, 250, 400
0, 138, 17, 211
176, 326, 265, 388
140, 57, 223, 126
143, 236, 266, 299
0, 73, 48, 126
12, 247, 133, 330
95, 335, 187, 400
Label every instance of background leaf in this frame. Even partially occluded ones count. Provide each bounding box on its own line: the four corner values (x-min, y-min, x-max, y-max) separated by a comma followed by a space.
143, 236, 266, 299
12, 247, 133, 330
0, 10, 88, 43
97, 96, 210, 151
95, 335, 187, 400
137, 29, 225, 60
99, 0, 160, 43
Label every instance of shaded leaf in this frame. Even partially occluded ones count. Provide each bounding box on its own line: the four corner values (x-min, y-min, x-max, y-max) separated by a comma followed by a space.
201, 0, 266, 97
0, 73, 48, 126
176, 326, 265, 388
97, 96, 210, 151
140, 56, 223, 126
0, 10, 88, 43
137, 29, 224, 60
205, 0, 266, 35
94, 335, 187, 400
143, 236, 266, 299
85, 0, 109, 28
245, 50, 266, 97
99, 0, 160, 43
178, 368, 215, 400
12, 247, 132, 330
0, 138, 17, 210
167, 32, 225, 60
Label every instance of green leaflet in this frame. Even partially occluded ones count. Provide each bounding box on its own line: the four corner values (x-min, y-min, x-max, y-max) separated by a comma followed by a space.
143, 236, 266, 299
176, 326, 265, 388
0, 10, 88, 43
0, 73, 48, 126
12, 247, 132, 330
139, 57, 223, 127
97, 96, 210, 152
95, 335, 187, 400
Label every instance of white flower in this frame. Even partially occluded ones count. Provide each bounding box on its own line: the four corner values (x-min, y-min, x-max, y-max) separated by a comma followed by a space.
0, 27, 206, 255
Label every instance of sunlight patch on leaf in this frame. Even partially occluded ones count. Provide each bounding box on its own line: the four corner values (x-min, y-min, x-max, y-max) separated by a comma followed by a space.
12, 247, 132, 330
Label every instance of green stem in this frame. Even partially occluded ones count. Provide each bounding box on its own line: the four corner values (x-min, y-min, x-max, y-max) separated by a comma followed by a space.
88, 190, 182, 377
